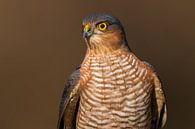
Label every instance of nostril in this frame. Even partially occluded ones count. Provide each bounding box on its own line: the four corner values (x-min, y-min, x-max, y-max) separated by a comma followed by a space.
85, 28, 91, 33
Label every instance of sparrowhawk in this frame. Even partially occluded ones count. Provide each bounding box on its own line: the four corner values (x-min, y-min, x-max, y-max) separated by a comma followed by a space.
57, 13, 167, 129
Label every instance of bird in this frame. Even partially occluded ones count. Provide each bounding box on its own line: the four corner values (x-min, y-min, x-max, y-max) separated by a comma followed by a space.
57, 13, 167, 129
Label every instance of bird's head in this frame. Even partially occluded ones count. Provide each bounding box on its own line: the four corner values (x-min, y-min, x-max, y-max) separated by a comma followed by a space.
82, 13, 129, 55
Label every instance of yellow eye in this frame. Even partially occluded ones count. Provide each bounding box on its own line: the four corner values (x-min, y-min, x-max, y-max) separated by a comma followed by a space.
84, 24, 90, 32
97, 22, 107, 31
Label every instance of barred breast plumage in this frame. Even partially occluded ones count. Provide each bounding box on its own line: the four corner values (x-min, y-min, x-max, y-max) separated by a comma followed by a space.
77, 50, 154, 129
57, 14, 167, 129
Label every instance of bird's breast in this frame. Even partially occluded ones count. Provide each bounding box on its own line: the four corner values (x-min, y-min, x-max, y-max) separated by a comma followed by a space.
77, 51, 153, 129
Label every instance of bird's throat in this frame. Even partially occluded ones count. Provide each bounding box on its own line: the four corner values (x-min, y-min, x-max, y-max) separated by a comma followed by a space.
86, 31, 129, 55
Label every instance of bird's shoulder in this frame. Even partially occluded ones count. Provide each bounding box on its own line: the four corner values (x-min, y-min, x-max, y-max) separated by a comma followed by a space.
128, 52, 156, 74
141, 61, 167, 128
59, 65, 81, 115
57, 65, 81, 129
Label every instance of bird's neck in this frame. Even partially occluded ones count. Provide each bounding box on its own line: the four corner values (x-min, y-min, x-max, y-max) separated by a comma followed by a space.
86, 31, 130, 56
86, 44, 130, 57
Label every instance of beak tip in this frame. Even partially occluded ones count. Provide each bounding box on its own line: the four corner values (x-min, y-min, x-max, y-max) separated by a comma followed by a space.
83, 31, 92, 40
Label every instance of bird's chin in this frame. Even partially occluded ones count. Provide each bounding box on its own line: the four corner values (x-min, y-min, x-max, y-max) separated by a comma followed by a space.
84, 34, 102, 50
88, 34, 102, 44
84, 37, 89, 43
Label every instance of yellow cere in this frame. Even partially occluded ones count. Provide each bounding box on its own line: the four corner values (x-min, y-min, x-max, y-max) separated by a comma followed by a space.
97, 22, 107, 31
84, 24, 90, 32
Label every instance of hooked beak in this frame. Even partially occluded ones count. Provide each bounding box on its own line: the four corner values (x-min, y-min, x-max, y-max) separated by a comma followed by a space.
83, 24, 93, 42
83, 30, 93, 41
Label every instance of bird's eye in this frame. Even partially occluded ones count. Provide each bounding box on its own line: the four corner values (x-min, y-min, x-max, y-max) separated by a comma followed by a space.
97, 22, 108, 31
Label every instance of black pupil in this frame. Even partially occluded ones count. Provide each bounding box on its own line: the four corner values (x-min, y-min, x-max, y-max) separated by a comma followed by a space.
100, 24, 105, 28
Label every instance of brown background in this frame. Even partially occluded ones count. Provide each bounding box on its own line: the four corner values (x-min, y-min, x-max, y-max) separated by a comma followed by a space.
0, 0, 195, 129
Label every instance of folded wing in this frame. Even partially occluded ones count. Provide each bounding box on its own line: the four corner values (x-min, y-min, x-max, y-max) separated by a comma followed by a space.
57, 66, 81, 129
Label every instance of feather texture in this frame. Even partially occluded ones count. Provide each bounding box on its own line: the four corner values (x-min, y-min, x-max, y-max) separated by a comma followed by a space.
58, 66, 81, 129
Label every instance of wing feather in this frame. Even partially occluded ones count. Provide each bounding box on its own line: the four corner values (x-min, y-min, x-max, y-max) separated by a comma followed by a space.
143, 61, 167, 129
152, 74, 167, 128
57, 66, 81, 129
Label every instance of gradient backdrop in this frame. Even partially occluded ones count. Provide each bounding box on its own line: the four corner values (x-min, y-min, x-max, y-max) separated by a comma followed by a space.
0, 0, 195, 129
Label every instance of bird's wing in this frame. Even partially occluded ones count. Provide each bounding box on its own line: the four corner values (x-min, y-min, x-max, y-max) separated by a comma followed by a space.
152, 74, 167, 129
143, 61, 167, 129
57, 66, 81, 129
